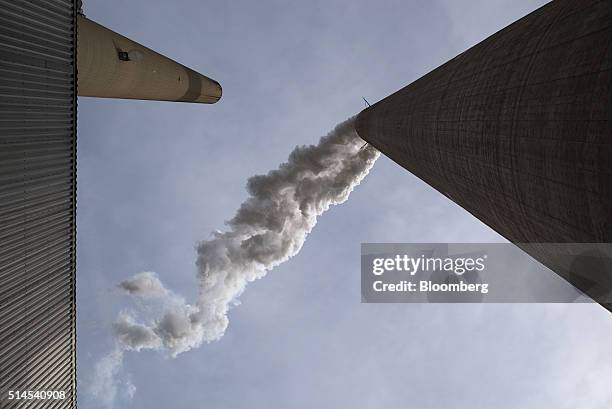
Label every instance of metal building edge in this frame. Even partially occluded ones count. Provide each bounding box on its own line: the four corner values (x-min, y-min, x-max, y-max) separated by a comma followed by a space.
71, 0, 78, 407
0, 0, 78, 407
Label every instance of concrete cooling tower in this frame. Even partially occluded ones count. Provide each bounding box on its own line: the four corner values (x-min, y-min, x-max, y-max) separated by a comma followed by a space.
356, 0, 612, 311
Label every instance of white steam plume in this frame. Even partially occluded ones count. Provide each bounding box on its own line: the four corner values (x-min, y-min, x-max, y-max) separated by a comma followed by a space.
91, 118, 378, 402
118, 271, 169, 299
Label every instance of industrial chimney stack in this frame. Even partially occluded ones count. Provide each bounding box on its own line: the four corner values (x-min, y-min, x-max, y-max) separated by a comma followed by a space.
356, 0, 612, 310
77, 15, 222, 104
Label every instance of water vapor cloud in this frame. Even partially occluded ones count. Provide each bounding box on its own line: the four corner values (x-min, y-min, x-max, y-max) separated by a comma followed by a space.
91, 117, 379, 402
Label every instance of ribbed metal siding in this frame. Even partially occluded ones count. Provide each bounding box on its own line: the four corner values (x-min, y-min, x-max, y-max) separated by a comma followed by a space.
0, 0, 77, 408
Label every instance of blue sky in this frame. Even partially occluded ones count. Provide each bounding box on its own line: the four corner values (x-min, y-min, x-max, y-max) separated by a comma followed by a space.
76, 1, 612, 408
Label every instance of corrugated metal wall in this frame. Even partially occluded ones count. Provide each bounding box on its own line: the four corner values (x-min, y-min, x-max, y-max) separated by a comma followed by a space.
0, 0, 77, 408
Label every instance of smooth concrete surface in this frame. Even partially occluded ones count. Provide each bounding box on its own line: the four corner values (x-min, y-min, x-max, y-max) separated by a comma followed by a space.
77, 16, 221, 103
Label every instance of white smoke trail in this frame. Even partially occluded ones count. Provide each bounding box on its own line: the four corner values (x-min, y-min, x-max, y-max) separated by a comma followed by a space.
117, 271, 169, 299
91, 117, 378, 401
88, 347, 124, 406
